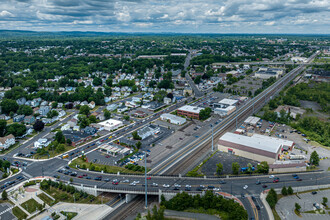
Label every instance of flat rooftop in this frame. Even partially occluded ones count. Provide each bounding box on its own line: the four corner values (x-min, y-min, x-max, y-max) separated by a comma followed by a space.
218, 98, 238, 106
219, 132, 293, 154
178, 105, 204, 114
98, 119, 122, 127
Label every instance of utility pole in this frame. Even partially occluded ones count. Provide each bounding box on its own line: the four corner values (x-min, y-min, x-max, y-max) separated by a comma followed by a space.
144, 151, 147, 209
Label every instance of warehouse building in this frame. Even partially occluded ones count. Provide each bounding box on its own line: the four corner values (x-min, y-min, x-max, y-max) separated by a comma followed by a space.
214, 105, 236, 117
137, 124, 160, 140
218, 132, 294, 163
97, 119, 123, 131
213, 98, 237, 117
244, 116, 261, 126
177, 105, 204, 119
160, 113, 186, 125
254, 67, 284, 79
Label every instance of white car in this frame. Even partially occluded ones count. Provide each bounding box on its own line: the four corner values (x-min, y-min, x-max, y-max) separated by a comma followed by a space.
213, 188, 220, 191
133, 180, 140, 184
174, 183, 181, 188
185, 185, 191, 188
243, 185, 248, 190
163, 184, 170, 188
152, 183, 158, 187
122, 179, 129, 183
269, 175, 275, 179
129, 182, 136, 186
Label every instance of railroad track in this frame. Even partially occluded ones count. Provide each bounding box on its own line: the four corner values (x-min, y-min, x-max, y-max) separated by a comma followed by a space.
151, 54, 315, 176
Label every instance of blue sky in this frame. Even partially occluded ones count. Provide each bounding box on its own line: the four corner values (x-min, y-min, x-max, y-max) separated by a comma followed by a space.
0, 0, 329, 33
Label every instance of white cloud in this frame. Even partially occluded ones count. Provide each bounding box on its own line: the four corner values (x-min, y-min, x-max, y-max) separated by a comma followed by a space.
0, 10, 13, 17
265, 21, 275, 26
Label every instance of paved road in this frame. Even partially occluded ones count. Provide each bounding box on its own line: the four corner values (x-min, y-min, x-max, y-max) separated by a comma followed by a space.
184, 52, 203, 97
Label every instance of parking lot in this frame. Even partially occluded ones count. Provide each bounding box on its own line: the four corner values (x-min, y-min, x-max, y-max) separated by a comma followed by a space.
276, 189, 330, 220
200, 151, 259, 175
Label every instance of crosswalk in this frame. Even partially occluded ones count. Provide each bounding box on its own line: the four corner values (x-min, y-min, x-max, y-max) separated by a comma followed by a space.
21, 171, 33, 179
0, 206, 13, 216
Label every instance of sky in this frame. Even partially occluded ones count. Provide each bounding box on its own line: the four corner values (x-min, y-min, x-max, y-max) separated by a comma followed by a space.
0, 0, 329, 34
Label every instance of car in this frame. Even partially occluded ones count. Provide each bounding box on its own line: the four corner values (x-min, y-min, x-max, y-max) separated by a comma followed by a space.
273, 178, 279, 183
185, 187, 191, 191
104, 178, 110, 182
65, 166, 70, 169
78, 175, 83, 178
86, 176, 91, 179
208, 185, 215, 189
83, 174, 87, 176
219, 180, 226, 184
94, 177, 101, 181
185, 185, 191, 188
196, 187, 203, 191
243, 185, 248, 189
294, 176, 300, 179
296, 178, 302, 181
311, 191, 317, 195
130, 182, 136, 186
58, 169, 63, 173
173, 187, 179, 190
200, 185, 205, 189
241, 193, 245, 198
122, 179, 129, 183
112, 181, 119, 185
256, 180, 261, 185
262, 185, 268, 188
251, 196, 256, 201
105, 155, 110, 158
163, 184, 170, 188
152, 183, 158, 187
147, 177, 151, 180
256, 205, 260, 210
269, 175, 275, 178
213, 188, 220, 191
174, 183, 181, 188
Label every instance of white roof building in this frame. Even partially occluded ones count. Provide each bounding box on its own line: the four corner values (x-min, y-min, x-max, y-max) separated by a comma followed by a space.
218, 98, 238, 107
178, 105, 204, 114
244, 116, 261, 126
160, 113, 186, 125
98, 119, 123, 131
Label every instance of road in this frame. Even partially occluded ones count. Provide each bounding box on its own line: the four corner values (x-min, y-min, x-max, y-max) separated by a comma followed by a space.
184, 52, 203, 97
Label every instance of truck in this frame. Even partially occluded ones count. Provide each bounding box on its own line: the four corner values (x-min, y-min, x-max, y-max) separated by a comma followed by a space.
62, 154, 69, 159
289, 155, 306, 160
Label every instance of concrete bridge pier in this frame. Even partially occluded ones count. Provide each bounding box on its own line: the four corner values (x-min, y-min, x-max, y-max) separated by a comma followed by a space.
126, 194, 137, 203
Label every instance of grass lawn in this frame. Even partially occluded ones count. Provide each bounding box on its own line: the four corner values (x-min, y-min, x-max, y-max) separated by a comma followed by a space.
310, 141, 329, 150
34, 145, 75, 159
70, 157, 145, 174
60, 211, 78, 220
37, 193, 55, 206
12, 206, 28, 220
272, 208, 281, 220
21, 198, 41, 214
44, 186, 110, 204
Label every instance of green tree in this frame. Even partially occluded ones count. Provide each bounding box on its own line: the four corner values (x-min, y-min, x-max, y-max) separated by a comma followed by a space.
310, 151, 320, 166
6, 123, 26, 137
295, 203, 301, 212
136, 141, 142, 149
106, 78, 113, 87
288, 186, 293, 195
79, 105, 90, 116
52, 102, 58, 109
322, 197, 328, 206
123, 115, 130, 121
89, 115, 97, 123
257, 161, 269, 174
194, 75, 202, 84
1, 190, 7, 200
33, 120, 45, 132
281, 187, 288, 196
0, 120, 7, 137
92, 77, 102, 86
247, 163, 253, 174
216, 163, 223, 175
132, 131, 142, 140
266, 188, 278, 209
199, 107, 212, 120
78, 115, 90, 129
0, 99, 19, 114
104, 110, 111, 119
55, 131, 65, 144
232, 162, 240, 175
66, 139, 72, 146
17, 105, 33, 116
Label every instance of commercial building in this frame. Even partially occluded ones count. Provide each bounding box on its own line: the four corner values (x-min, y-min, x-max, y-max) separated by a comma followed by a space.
137, 124, 160, 140
177, 105, 204, 119
97, 119, 123, 131
218, 132, 294, 163
160, 113, 186, 125
244, 116, 261, 126
99, 143, 130, 156
254, 67, 284, 79
214, 106, 236, 117
213, 98, 237, 117
62, 130, 92, 147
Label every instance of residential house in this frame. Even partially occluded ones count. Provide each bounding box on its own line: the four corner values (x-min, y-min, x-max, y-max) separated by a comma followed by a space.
117, 106, 128, 113
0, 114, 10, 120
83, 126, 98, 135
164, 97, 171, 105
106, 104, 118, 111
40, 101, 48, 106
68, 119, 78, 127
33, 138, 51, 149
80, 101, 88, 106
24, 116, 36, 124
13, 115, 25, 122
62, 130, 92, 147
39, 106, 51, 116
16, 97, 27, 105
0, 134, 15, 150
88, 101, 96, 109
61, 124, 71, 131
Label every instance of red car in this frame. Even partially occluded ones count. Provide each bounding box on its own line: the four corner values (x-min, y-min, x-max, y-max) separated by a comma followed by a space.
105, 155, 110, 158
83, 174, 87, 176
147, 177, 151, 180
296, 179, 302, 181
273, 178, 279, 183
78, 176, 83, 178
112, 181, 119, 185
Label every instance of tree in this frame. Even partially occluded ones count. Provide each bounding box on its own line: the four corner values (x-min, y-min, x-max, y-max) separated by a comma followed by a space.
136, 141, 142, 149
79, 105, 90, 116
247, 163, 253, 174
132, 131, 142, 140
216, 163, 223, 175
1, 190, 7, 200
123, 115, 130, 121
232, 162, 240, 175
266, 188, 278, 208
17, 105, 33, 116
47, 110, 59, 118
288, 186, 294, 195
194, 75, 202, 84
6, 123, 26, 137
295, 203, 301, 212
310, 151, 320, 166
78, 115, 90, 129
92, 77, 102, 86
0, 99, 19, 114
199, 107, 212, 120
89, 115, 97, 123
66, 139, 72, 146
70, 178, 73, 183
106, 78, 113, 87
167, 93, 174, 99
0, 120, 7, 137
52, 102, 58, 108
322, 197, 328, 206
33, 120, 45, 132
281, 187, 288, 196
55, 131, 65, 144
104, 110, 111, 119
257, 161, 269, 174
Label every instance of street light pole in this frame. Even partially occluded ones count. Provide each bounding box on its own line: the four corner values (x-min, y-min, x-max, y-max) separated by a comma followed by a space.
144, 151, 147, 209
211, 124, 214, 151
